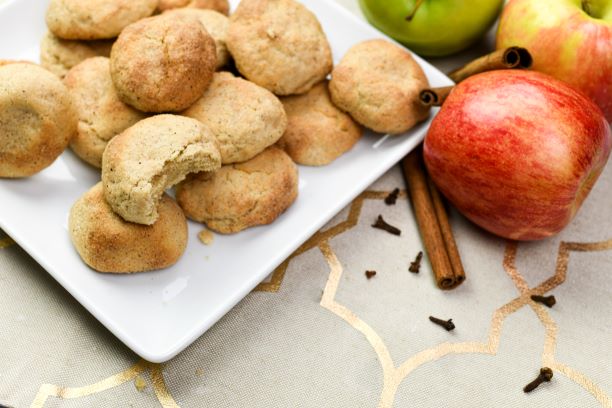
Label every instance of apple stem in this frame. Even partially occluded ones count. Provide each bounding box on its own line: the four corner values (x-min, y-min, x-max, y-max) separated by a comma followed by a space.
406, 0, 424, 21
582, 0, 593, 16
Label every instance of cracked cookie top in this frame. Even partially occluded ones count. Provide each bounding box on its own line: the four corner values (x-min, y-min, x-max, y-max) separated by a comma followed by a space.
176, 146, 298, 234
0, 63, 77, 178
329, 39, 430, 135
63, 57, 147, 168
182, 72, 287, 164
110, 13, 217, 113
227, 0, 333, 96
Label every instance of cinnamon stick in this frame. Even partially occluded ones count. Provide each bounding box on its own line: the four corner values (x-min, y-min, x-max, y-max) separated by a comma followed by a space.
402, 147, 464, 290
419, 86, 454, 108
448, 46, 532, 84
426, 176, 466, 287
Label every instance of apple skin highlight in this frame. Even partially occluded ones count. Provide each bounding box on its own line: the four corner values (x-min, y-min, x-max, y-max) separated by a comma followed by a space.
423, 70, 612, 241
497, 0, 612, 121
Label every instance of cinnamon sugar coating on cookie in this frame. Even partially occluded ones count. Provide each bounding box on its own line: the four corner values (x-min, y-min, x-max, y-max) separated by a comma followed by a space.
0, 63, 77, 178
69, 183, 188, 273
279, 81, 362, 166
329, 39, 430, 134
110, 13, 217, 112
64, 57, 147, 168
176, 146, 298, 233
227, 0, 332, 95
46, 0, 157, 40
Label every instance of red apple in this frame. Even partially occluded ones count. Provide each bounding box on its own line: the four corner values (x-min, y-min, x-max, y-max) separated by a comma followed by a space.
423, 70, 612, 240
496, 0, 612, 121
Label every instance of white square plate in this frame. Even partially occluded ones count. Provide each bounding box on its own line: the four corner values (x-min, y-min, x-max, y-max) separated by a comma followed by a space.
0, 0, 452, 362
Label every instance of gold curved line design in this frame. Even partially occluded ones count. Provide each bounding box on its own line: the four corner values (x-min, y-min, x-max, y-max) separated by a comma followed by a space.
254, 259, 290, 292
552, 362, 612, 408
319, 236, 612, 407
504, 239, 612, 407
254, 190, 407, 293
150, 364, 180, 408
0, 236, 15, 249
30, 360, 148, 408
30, 360, 179, 408
318, 240, 526, 408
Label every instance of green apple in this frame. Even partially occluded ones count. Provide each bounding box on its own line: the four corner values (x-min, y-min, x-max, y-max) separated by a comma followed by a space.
359, 0, 504, 57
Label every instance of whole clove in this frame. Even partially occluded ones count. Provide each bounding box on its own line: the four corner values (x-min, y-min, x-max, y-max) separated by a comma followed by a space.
384, 188, 400, 205
409, 251, 423, 273
372, 215, 401, 236
523, 367, 553, 393
429, 316, 455, 331
530, 295, 556, 308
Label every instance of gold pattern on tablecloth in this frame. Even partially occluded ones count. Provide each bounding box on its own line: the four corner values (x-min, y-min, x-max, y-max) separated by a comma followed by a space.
503, 239, 612, 407
0, 236, 15, 249
313, 221, 611, 407
318, 240, 520, 408
30, 360, 179, 408
255, 190, 407, 292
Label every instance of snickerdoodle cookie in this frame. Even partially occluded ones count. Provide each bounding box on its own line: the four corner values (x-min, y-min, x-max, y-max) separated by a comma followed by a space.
163, 9, 229, 69
279, 81, 362, 166
176, 146, 298, 234
110, 13, 217, 112
63, 57, 147, 168
0, 60, 31, 67
102, 115, 221, 225
329, 39, 430, 134
158, 0, 229, 15
46, 0, 157, 40
40, 32, 113, 78
183, 72, 287, 164
69, 183, 188, 273
226, 0, 332, 95
0, 63, 77, 178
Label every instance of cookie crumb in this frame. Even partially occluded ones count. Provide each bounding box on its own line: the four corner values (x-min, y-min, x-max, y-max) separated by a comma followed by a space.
134, 375, 147, 392
198, 229, 215, 245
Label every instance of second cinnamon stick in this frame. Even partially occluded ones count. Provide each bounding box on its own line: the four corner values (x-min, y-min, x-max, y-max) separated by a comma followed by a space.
448, 46, 532, 84
403, 148, 463, 290
426, 176, 466, 287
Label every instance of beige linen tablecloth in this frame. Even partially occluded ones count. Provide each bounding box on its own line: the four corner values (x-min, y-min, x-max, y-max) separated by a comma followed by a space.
1, 1, 611, 407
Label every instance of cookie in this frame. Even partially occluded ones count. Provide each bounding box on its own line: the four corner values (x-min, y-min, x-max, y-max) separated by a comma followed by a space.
163, 9, 230, 69
176, 146, 298, 234
40, 32, 113, 78
0, 60, 32, 67
110, 13, 217, 112
329, 39, 430, 134
226, 0, 332, 95
158, 0, 230, 15
63, 57, 147, 168
0, 63, 77, 178
69, 182, 188, 273
279, 81, 362, 166
102, 115, 221, 225
46, 0, 157, 40
183, 72, 287, 164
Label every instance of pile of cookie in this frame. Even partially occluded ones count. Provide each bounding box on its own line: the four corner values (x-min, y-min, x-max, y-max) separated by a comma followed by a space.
0, 0, 430, 273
